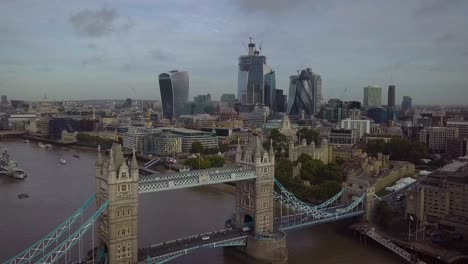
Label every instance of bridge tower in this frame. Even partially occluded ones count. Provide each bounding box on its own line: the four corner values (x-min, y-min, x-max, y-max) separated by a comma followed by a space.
234, 136, 288, 262
96, 144, 139, 263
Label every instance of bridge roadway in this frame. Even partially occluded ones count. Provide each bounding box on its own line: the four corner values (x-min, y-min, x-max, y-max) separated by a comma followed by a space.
138, 229, 247, 262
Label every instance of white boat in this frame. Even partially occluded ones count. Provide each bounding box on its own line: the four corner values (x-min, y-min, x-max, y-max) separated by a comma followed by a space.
38, 142, 46, 148
45, 144, 53, 149
12, 168, 27, 179
23, 139, 29, 143
59, 158, 67, 164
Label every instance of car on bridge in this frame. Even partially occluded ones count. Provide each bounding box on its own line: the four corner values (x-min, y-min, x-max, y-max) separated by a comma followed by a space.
201, 236, 210, 241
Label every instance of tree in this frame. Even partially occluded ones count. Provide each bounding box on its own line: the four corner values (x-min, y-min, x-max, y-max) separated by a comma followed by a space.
218, 143, 229, 153
300, 159, 324, 184
207, 155, 225, 167
190, 141, 204, 154
297, 153, 313, 164
270, 129, 287, 143
296, 128, 320, 145
315, 180, 342, 200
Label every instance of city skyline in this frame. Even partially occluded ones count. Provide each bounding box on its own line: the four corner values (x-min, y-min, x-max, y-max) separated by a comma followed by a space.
1, 0, 468, 104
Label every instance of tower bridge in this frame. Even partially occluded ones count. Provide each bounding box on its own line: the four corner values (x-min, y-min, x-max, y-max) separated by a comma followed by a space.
8, 136, 417, 264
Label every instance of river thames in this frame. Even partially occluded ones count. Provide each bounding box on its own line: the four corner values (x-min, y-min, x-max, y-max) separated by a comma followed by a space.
0, 140, 403, 263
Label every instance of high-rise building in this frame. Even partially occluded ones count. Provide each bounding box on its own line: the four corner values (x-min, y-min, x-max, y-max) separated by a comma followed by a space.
238, 39, 275, 107
158, 70, 189, 120
287, 68, 321, 116
402, 96, 412, 112
447, 120, 468, 138
363, 86, 382, 107
1, 95, 7, 105
419, 127, 459, 153
273, 89, 287, 113
340, 118, 371, 139
387, 85, 395, 107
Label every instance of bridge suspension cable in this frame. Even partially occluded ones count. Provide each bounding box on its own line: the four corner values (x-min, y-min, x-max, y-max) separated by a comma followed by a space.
4, 194, 96, 264
35, 200, 109, 264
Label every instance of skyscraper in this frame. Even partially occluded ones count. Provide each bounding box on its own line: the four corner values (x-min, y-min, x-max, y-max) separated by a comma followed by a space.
158, 70, 189, 120
387, 85, 395, 107
402, 96, 413, 112
287, 69, 318, 116
1, 95, 7, 105
363, 86, 382, 107
238, 39, 276, 108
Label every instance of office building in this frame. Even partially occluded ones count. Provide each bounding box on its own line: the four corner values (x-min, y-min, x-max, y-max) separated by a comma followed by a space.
340, 118, 371, 139
447, 120, 468, 138
408, 160, 468, 236
220, 94, 236, 107
1, 95, 7, 105
402, 96, 412, 112
273, 89, 287, 113
143, 132, 182, 156
178, 114, 217, 130
366, 107, 387, 124
387, 85, 395, 107
419, 127, 459, 153
159, 70, 189, 120
162, 128, 218, 152
329, 128, 357, 146
446, 138, 468, 158
237, 39, 276, 107
288, 68, 321, 116
363, 86, 382, 107
122, 127, 161, 153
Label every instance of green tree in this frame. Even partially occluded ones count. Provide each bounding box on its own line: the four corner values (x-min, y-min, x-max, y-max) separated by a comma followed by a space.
207, 155, 225, 167
300, 159, 324, 184
297, 153, 313, 164
296, 128, 320, 145
190, 141, 204, 154
270, 129, 288, 143
218, 143, 229, 153
315, 180, 342, 200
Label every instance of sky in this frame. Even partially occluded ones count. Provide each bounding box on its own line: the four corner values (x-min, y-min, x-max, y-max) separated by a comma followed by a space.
0, 0, 467, 105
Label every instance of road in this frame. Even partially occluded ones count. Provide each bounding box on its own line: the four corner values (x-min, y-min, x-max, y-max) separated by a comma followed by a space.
138, 229, 247, 261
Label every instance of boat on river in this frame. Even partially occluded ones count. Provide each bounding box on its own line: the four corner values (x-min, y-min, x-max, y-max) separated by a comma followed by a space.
38, 142, 46, 148
59, 158, 67, 164
0, 148, 27, 179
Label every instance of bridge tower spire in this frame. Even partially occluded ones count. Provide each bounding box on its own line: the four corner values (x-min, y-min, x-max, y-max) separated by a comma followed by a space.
95, 144, 139, 263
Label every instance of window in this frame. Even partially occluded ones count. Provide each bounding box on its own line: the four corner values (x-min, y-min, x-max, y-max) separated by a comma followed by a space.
121, 172, 127, 178
121, 185, 127, 192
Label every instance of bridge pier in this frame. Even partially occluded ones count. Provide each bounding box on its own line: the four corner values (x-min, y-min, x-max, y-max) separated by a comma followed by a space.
243, 232, 288, 263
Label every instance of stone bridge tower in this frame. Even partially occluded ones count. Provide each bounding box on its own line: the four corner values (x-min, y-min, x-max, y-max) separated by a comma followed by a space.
235, 136, 275, 235
96, 144, 139, 263
235, 136, 288, 263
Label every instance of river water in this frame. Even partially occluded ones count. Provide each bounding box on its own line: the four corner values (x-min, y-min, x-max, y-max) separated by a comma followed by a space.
0, 140, 403, 263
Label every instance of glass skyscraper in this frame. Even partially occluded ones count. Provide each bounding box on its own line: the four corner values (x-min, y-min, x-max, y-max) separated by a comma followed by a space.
158, 70, 189, 120
287, 68, 321, 116
363, 85, 382, 107
238, 40, 276, 108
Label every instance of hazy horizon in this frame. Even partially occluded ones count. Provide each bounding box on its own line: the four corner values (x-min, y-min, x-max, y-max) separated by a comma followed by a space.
1, 0, 467, 104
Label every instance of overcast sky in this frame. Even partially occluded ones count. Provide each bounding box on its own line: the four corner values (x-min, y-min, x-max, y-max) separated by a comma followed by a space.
1, 0, 467, 104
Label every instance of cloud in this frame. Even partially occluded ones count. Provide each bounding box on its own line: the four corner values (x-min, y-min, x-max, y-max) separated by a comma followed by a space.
87, 43, 97, 49
82, 56, 104, 67
415, 0, 464, 16
69, 7, 132, 37
149, 49, 169, 61
235, 0, 309, 14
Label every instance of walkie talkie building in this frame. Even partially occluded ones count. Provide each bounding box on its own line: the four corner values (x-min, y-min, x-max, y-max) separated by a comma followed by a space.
159, 70, 189, 120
